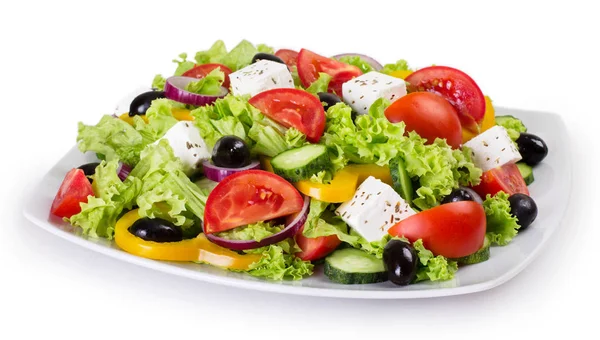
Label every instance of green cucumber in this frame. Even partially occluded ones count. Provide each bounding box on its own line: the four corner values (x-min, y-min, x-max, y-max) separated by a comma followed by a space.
516, 162, 534, 185
324, 248, 388, 284
454, 235, 491, 265
270, 144, 330, 182
389, 156, 413, 205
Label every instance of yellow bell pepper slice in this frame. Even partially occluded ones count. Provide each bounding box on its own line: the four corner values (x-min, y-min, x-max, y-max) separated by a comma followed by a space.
389, 69, 414, 80
295, 164, 392, 203
114, 209, 261, 270
462, 95, 496, 144
118, 108, 195, 126
259, 155, 275, 173
118, 113, 148, 125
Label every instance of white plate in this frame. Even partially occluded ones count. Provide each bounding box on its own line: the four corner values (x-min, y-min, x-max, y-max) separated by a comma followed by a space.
22, 107, 571, 299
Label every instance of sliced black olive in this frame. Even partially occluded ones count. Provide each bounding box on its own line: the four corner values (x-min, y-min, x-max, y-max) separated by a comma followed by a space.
442, 187, 482, 204
516, 133, 548, 166
128, 217, 183, 243
128, 90, 166, 117
508, 193, 538, 229
211, 136, 251, 168
383, 239, 418, 286
317, 92, 342, 111
77, 162, 100, 183
251, 53, 286, 65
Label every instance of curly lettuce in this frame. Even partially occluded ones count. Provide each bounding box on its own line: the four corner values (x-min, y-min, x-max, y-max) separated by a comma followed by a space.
216, 222, 284, 243
337, 55, 375, 73
413, 239, 458, 282
194, 40, 274, 72
380, 59, 413, 75
302, 199, 360, 245
185, 69, 224, 96
496, 115, 527, 141
306, 73, 332, 95
483, 192, 520, 245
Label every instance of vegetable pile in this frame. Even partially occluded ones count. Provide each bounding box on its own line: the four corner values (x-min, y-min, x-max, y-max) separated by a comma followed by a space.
50, 40, 548, 287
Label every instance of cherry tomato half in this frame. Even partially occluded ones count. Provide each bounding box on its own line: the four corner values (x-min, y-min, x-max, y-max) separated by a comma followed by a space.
182, 63, 233, 89
274, 49, 299, 68
50, 168, 94, 218
471, 163, 529, 198
295, 227, 341, 261
296, 49, 362, 89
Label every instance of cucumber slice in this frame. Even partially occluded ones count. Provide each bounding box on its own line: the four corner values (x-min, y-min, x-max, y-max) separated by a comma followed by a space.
270, 144, 330, 182
453, 235, 491, 265
389, 156, 413, 204
516, 162, 534, 185
324, 248, 388, 284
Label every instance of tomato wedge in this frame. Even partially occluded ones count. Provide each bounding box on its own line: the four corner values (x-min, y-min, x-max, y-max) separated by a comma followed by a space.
295, 227, 341, 261
249, 88, 326, 143
471, 163, 529, 198
296, 49, 362, 89
384, 92, 462, 149
51, 168, 94, 218
203, 170, 304, 234
274, 49, 299, 68
182, 63, 233, 89
328, 70, 360, 98
405, 66, 485, 134
388, 201, 486, 258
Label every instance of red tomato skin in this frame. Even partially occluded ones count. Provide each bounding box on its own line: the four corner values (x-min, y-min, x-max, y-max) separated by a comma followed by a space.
248, 88, 326, 143
388, 201, 486, 258
203, 170, 304, 234
328, 71, 360, 99
385, 92, 463, 149
50, 168, 94, 218
471, 163, 530, 198
182, 63, 232, 88
274, 49, 299, 68
296, 49, 362, 89
295, 227, 341, 261
405, 66, 485, 134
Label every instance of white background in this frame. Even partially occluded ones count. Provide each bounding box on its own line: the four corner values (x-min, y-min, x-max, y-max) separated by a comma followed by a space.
1, 0, 598, 339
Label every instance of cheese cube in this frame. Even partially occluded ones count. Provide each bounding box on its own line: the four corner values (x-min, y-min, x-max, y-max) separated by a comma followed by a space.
229, 60, 295, 97
155, 121, 211, 175
463, 125, 522, 172
342, 71, 407, 115
335, 176, 416, 242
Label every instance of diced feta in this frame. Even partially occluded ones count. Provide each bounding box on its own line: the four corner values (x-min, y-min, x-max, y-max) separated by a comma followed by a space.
155, 121, 211, 175
335, 176, 416, 242
229, 60, 295, 97
463, 125, 522, 172
342, 71, 407, 115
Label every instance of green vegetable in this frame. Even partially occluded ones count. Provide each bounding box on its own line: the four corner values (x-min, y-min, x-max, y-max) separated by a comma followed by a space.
496, 115, 527, 141
517, 162, 534, 185
152, 74, 167, 91
353, 233, 391, 259
172, 53, 196, 76
337, 55, 375, 73
380, 59, 413, 75
133, 98, 179, 143
452, 235, 491, 265
389, 156, 413, 205
194, 40, 275, 72
184, 68, 224, 96
309, 171, 332, 184
194, 40, 228, 65
413, 239, 458, 282
324, 248, 387, 284
216, 222, 284, 243
483, 192, 520, 246
271, 144, 331, 182
247, 244, 314, 281
306, 73, 332, 94
302, 199, 360, 245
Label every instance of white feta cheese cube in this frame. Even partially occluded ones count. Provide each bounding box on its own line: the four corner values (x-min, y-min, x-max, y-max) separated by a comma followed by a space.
463, 125, 522, 172
155, 121, 211, 175
229, 60, 295, 97
342, 71, 407, 115
335, 176, 416, 242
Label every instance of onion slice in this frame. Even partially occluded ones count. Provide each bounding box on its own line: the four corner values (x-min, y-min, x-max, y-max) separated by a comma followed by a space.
117, 162, 132, 181
333, 53, 384, 71
202, 160, 261, 182
205, 195, 310, 251
164, 76, 228, 106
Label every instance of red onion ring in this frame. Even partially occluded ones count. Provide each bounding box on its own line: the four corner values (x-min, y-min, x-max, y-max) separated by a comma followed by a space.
333, 53, 384, 71
117, 162, 132, 181
205, 195, 310, 251
202, 160, 261, 182
164, 76, 228, 106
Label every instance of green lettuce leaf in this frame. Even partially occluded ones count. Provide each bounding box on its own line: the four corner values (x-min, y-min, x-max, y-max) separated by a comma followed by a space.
284, 128, 307, 149
483, 192, 520, 245
194, 40, 228, 65
185, 68, 224, 96
380, 59, 413, 75
133, 98, 179, 143
413, 239, 458, 282
290, 66, 303, 87
172, 53, 196, 76
353, 233, 391, 259
216, 222, 284, 243
306, 73, 332, 94
257, 44, 274, 54
496, 116, 527, 141
309, 171, 332, 184
247, 244, 314, 280
152, 74, 167, 91
219, 40, 264, 71
302, 199, 360, 246
337, 55, 375, 73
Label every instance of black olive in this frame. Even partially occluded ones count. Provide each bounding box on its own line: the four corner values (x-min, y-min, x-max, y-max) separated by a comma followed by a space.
442, 187, 482, 204
516, 133, 548, 166
128, 217, 183, 243
317, 92, 342, 111
383, 239, 418, 286
211, 136, 251, 168
508, 193, 538, 229
77, 162, 100, 183
128, 91, 166, 117
251, 53, 286, 65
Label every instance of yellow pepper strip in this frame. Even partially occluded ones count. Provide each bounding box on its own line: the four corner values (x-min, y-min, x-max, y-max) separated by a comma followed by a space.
295, 164, 392, 203
114, 209, 261, 270
389, 69, 414, 80
118, 108, 195, 126
462, 95, 496, 144
259, 155, 275, 173
119, 112, 148, 125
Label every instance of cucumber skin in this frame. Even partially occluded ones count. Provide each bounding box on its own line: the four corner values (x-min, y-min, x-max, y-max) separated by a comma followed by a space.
324, 261, 388, 284
517, 162, 535, 185
389, 156, 414, 204
270, 146, 331, 182
453, 235, 491, 265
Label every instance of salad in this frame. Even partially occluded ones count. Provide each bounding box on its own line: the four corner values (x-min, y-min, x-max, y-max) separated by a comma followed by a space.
49, 40, 549, 286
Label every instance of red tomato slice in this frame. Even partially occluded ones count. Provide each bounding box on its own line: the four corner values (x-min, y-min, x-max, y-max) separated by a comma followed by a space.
51, 168, 94, 218
388, 201, 486, 258
295, 227, 341, 261
385, 92, 463, 148
328, 70, 360, 98
274, 49, 299, 68
182, 63, 233, 89
249, 88, 326, 143
471, 163, 529, 198
405, 66, 485, 134
297, 49, 362, 89
203, 170, 304, 234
